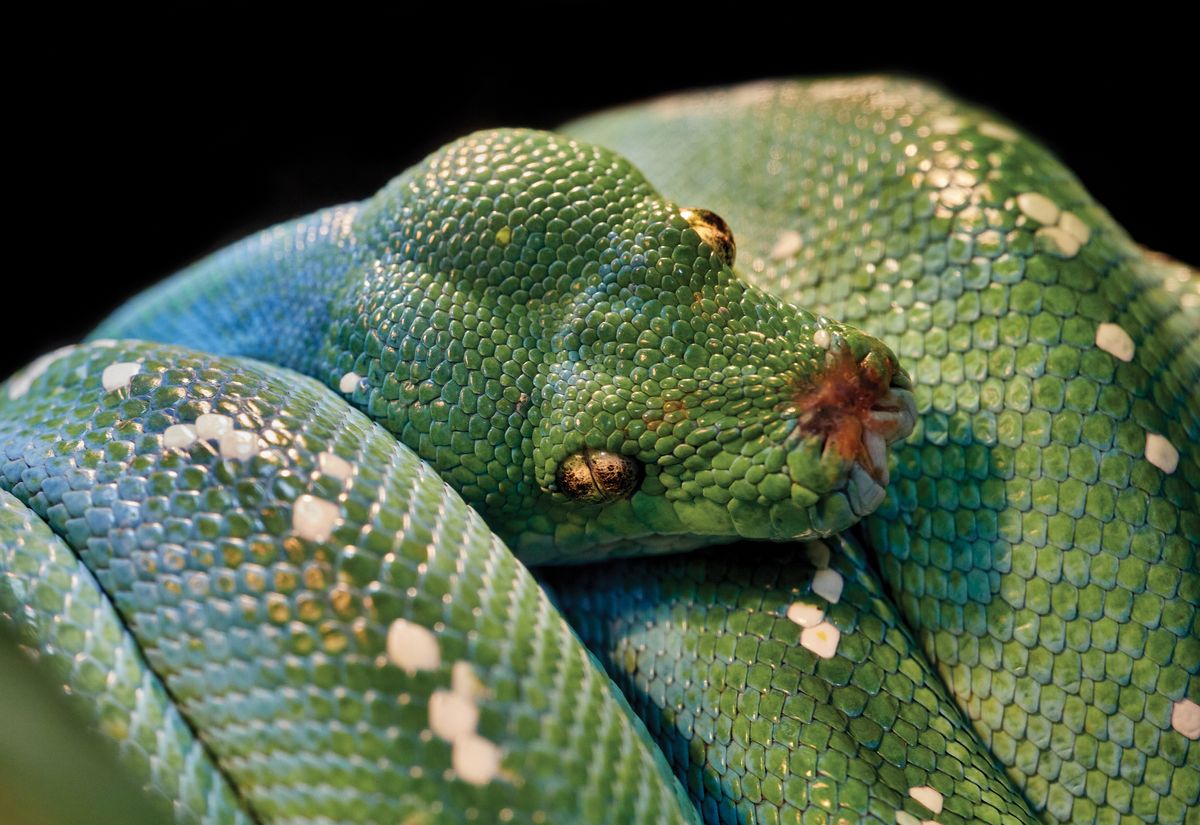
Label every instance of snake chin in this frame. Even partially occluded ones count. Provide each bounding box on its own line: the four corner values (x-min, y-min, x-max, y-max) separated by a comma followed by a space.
818, 379, 916, 518
784, 339, 917, 516
859, 386, 917, 514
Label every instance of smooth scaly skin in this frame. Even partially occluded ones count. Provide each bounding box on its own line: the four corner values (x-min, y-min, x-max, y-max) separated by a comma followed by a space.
0, 79, 1190, 825
542, 535, 1036, 825
564, 78, 1200, 823
95, 130, 912, 563
0, 342, 698, 824
0, 489, 254, 825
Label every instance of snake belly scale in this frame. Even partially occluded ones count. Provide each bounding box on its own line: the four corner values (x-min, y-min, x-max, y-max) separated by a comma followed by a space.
0, 77, 1196, 825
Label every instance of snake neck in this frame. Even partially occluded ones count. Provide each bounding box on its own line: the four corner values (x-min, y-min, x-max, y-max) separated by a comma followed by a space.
91, 203, 363, 378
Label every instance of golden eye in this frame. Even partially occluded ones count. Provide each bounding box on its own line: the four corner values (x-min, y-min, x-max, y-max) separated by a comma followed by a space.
680, 207, 736, 267
555, 449, 643, 503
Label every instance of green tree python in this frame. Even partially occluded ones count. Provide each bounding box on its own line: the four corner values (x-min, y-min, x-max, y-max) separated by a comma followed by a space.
0, 77, 1196, 825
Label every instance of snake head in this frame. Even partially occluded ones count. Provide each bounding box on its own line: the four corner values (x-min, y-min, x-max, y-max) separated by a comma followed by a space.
529, 203, 915, 561
332, 129, 913, 562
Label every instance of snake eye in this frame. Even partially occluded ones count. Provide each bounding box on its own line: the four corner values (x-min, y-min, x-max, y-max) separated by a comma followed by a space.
680, 207, 736, 267
555, 449, 643, 503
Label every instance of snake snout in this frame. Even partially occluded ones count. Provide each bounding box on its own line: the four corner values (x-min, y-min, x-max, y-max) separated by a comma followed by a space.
787, 338, 916, 516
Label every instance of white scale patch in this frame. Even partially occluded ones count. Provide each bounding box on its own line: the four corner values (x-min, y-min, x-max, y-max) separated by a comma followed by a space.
339, 371, 362, 394
101, 361, 141, 392
978, 121, 1019, 142
386, 618, 441, 676
292, 494, 341, 543
318, 451, 354, 481
162, 424, 198, 450
195, 413, 235, 440
1037, 226, 1082, 258
800, 621, 840, 659
769, 230, 803, 260
6, 345, 77, 399
1016, 192, 1091, 259
813, 328, 832, 350
1059, 211, 1091, 245
422, 658, 503, 785
786, 602, 824, 628
1095, 322, 1135, 362
452, 733, 503, 786
931, 115, 964, 134
909, 786, 944, 815
1145, 432, 1180, 474
1171, 698, 1200, 740
219, 430, 260, 461
429, 689, 480, 743
811, 568, 844, 604
1016, 192, 1060, 225
894, 813, 922, 825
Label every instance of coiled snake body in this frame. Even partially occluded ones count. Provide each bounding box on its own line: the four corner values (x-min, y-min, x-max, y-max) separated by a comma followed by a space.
1, 78, 1196, 825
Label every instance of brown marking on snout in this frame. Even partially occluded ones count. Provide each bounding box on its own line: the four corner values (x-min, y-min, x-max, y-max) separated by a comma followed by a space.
792, 347, 898, 474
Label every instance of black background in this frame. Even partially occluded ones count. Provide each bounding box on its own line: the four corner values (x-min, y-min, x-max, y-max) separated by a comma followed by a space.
9, 16, 1194, 379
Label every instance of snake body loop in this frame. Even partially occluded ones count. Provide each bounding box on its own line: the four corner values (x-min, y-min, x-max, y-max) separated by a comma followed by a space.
1, 77, 1196, 825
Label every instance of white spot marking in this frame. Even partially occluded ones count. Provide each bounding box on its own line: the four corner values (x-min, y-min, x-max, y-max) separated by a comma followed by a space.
769, 230, 803, 260
195, 413, 234, 440
1036, 226, 1081, 258
813, 328, 832, 350
1145, 432, 1179, 474
292, 494, 341, 543
1016, 192, 1060, 225
219, 430, 260, 461
805, 540, 831, 570
162, 424, 198, 450
909, 786, 944, 815
978, 121, 1018, 142
6, 346, 76, 399
812, 568, 844, 604
800, 621, 840, 659
339, 371, 362, 394
317, 451, 354, 481
1171, 698, 1200, 739
452, 660, 487, 700
940, 186, 968, 208
786, 602, 825, 628
1058, 211, 1091, 245
452, 733, 503, 785
89, 339, 118, 347
429, 689, 480, 743
931, 115, 964, 134
101, 361, 141, 392
895, 813, 922, 825
1095, 323, 1135, 362
386, 618, 441, 676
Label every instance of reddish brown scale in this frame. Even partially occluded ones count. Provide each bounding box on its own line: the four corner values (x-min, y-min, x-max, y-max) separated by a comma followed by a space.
793, 347, 896, 474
